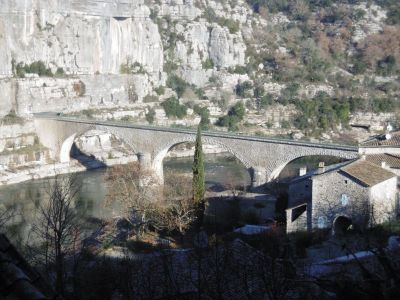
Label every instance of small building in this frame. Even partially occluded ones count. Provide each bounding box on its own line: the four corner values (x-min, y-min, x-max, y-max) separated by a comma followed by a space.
286, 159, 398, 234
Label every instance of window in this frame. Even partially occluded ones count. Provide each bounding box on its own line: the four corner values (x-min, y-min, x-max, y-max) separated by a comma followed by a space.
317, 216, 327, 229
344, 180, 348, 184
341, 194, 349, 206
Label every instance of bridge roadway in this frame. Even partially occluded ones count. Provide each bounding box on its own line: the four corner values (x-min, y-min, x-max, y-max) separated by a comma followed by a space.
33, 113, 359, 187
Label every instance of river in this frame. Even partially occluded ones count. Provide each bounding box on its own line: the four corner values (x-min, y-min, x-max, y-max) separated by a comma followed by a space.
0, 153, 344, 245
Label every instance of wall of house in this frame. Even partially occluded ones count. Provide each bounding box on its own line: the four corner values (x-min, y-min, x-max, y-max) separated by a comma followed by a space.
286, 204, 308, 233
311, 171, 370, 230
370, 177, 398, 224
287, 178, 312, 208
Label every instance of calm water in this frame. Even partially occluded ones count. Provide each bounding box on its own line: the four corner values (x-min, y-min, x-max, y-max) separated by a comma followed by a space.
0, 153, 345, 244
0, 153, 250, 244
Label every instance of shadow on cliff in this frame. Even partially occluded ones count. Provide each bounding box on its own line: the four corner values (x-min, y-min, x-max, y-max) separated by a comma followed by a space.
70, 142, 107, 170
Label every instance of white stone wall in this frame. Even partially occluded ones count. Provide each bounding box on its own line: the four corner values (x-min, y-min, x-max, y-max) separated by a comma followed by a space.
370, 177, 398, 224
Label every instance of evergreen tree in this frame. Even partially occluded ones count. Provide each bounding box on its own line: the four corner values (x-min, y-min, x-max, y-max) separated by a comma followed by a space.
192, 126, 205, 204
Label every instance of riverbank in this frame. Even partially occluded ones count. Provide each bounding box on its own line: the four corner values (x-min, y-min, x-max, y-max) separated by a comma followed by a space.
0, 155, 138, 186
0, 144, 228, 186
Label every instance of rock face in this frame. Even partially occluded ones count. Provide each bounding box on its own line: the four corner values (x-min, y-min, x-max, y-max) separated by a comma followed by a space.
0, 0, 163, 77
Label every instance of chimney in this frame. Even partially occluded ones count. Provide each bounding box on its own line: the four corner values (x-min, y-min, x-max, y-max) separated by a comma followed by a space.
299, 166, 307, 176
361, 155, 366, 160
381, 161, 387, 169
318, 162, 325, 173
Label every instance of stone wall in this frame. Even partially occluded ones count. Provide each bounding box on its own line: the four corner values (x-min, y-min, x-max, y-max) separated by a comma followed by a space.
311, 171, 370, 230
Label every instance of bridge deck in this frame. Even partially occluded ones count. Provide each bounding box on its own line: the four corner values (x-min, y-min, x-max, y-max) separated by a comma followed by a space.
33, 113, 358, 152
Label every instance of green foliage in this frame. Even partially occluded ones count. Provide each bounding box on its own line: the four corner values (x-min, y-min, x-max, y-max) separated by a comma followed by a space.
166, 74, 188, 98
163, 61, 179, 73
161, 97, 187, 118
217, 17, 240, 34
154, 86, 165, 95
14, 60, 53, 77
145, 107, 156, 124
120, 61, 146, 74
258, 94, 274, 109
228, 65, 248, 75
202, 58, 214, 69
202, 6, 240, 33
235, 81, 253, 98
216, 101, 246, 131
371, 98, 396, 113
55, 67, 66, 77
293, 92, 350, 133
0, 109, 24, 125
386, 5, 400, 25
143, 94, 159, 103
192, 126, 205, 204
376, 55, 396, 76
193, 105, 211, 130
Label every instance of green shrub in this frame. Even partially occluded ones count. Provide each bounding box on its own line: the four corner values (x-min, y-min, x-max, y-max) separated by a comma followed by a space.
228, 65, 247, 75
120, 61, 145, 74
143, 94, 159, 103
235, 81, 253, 98
14, 60, 53, 77
193, 105, 211, 129
145, 107, 156, 124
55, 67, 66, 77
1, 110, 24, 125
202, 58, 214, 69
216, 101, 246, 131
217, 17, 240, 34
154, 86, 165, 95
166, 74, 188, 98
161, 97, 187, 118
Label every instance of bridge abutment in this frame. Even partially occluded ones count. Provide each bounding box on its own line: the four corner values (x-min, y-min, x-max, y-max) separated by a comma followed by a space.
250, 166, 268, 188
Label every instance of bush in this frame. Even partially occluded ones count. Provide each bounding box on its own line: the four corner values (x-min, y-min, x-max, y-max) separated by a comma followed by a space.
228, 65, 248, 75
161, 97, 187, 118
154, 86, 165, 95
145, 107, 156, 124
193, 105, 211, 129
202, 58, 214, 69
55, 67, 66, 77
216, 101, 246, 131
166, 75, 188, 98
235, 81, 253, 98
14, 60, 53, 77
143, 95, 159, 103
1, 109, 24, 125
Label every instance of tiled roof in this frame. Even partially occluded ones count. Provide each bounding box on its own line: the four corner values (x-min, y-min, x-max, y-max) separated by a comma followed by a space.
0, 234, 56, 300
360, 132, 400, 147
289, 160, 353, 184
340, 159, 396, 187
365, 153, 400, 169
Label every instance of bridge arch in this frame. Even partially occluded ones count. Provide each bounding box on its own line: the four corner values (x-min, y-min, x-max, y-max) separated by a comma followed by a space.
269, 154, 350, 181
59, 128, 136, 164
152, 136, 252, 185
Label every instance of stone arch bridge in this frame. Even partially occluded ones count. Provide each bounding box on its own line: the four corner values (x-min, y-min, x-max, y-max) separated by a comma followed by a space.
33, 114, 359, 187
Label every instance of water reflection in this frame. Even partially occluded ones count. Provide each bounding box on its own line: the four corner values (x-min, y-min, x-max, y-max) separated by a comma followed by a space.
0, 153, 251, 245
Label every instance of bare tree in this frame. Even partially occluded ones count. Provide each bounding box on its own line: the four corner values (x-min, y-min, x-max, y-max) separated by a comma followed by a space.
105, 162, 162, 238
31, 174, 81, 296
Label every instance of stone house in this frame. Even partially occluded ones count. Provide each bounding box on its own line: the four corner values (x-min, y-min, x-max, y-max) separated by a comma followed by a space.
286, 159, 398, 234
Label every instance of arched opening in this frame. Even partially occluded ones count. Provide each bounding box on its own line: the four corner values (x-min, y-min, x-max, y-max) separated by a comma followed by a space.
276, 155, 348, 182
333, 216, 352, 235
60, 129, 136, 168
155, 141, 252, 191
